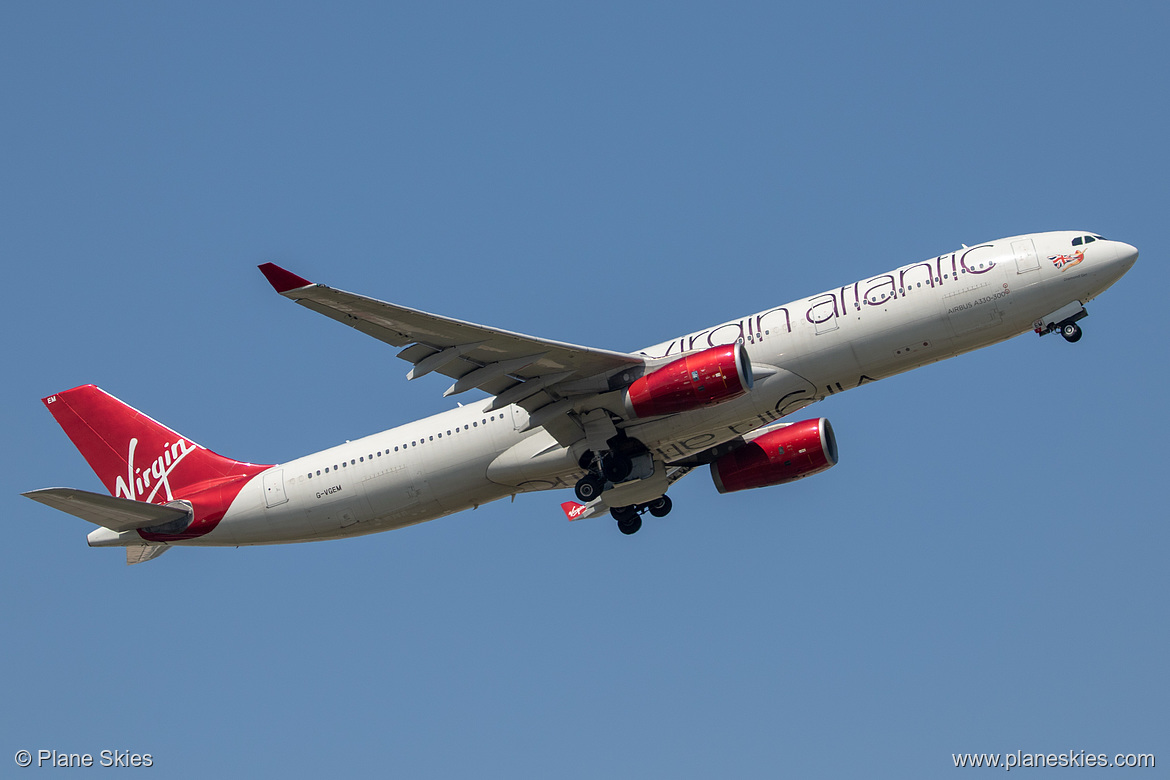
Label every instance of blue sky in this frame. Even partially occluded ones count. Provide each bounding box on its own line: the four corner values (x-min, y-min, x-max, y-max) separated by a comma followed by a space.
2, 3, 1166, 777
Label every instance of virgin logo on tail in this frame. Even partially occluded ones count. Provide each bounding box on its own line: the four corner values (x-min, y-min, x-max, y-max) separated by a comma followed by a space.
561, 501, 589, 521
114, 438, 196, 503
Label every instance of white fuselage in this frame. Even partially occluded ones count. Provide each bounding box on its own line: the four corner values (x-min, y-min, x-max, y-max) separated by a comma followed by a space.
176, 231, 1136, 546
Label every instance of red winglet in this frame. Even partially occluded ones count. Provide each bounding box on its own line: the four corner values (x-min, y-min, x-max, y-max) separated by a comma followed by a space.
258, 263, 314, 294
561, 501, 589, 521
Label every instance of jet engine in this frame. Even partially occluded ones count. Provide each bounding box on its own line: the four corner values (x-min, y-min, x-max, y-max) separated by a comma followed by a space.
710, 417, 838, 493
625, 343, 752, 418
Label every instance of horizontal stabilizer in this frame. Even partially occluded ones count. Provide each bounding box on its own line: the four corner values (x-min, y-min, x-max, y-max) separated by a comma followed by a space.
23, 487, 190, 532
127, 545, 171, 566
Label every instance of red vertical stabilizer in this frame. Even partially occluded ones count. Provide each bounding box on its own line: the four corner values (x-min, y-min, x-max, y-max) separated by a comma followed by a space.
41, 385, 270, 541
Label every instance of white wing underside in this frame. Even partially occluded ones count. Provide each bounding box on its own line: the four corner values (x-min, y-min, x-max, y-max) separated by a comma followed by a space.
261, 264, 645, 444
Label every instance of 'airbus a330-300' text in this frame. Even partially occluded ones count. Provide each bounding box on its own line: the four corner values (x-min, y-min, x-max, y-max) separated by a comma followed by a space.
25, 231, 1137, 564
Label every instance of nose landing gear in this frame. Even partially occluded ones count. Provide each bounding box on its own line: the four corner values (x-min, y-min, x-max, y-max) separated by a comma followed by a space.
1034, 302, 1088, 343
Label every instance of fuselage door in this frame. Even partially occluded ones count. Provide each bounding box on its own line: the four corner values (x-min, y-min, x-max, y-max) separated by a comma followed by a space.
1012, 238, 1040, 274
262, 468, 289, 508
809, 296, 840, 335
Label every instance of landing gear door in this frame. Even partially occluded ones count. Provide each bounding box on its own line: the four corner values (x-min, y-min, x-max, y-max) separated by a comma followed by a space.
1012, 238, 1040, 274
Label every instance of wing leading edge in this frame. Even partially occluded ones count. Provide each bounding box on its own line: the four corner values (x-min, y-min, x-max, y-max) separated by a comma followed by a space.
259, 263, 645, 442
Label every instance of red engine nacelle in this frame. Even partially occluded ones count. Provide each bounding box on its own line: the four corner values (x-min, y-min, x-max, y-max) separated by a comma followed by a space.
710, 417, 838, 493
625, 343, 752, 418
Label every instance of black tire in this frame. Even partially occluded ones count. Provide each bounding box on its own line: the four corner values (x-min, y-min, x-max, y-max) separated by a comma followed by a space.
618, 516, 642, 535
1061, 322, 1083, 343
647, 495, 672, 518
602, 452, 633, 483
610, 504, 637, 522
574, 475, 605, 503
611, 504, 640, 534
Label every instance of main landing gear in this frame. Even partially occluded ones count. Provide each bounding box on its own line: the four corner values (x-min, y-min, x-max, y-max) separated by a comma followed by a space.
610, 495, 672, 535
573, 443, 642, 502
574, 474, 604, 502
573, 435, 668, 535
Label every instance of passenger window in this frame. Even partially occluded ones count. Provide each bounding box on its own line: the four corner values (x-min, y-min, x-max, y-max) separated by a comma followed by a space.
325, 467, 329, 473
316, 470, 321, 476
342, 462, 346, 468
307, 473, 312, 479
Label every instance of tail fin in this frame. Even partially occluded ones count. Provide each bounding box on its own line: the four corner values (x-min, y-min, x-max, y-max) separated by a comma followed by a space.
42, 385, 267, 504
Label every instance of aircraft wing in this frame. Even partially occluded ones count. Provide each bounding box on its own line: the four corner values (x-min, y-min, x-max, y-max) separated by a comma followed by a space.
259, 264, 645, 441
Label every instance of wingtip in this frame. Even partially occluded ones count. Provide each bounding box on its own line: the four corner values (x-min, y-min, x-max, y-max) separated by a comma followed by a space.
258, 263, 313, 294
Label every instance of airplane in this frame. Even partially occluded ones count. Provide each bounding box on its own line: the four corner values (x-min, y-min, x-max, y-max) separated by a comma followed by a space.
24, 231, 1137, 564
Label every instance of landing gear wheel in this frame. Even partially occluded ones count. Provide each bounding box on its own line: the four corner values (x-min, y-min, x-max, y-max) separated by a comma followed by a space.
612, 506, 642, 535
574, 474, 605, 503
611, 505, 641, 534
601, 452, 633, 483
611, 505, 638, 522
647, 495, 673, 518
618, 517, 642, 535
1061, 322, 1083, 343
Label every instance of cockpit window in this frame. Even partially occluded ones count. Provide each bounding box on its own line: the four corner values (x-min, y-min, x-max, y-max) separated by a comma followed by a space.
1072, 234, 1106, 247
1092, 234, 1106, 240
1084, 236, 1096, 244
1072, 237, 1082, 246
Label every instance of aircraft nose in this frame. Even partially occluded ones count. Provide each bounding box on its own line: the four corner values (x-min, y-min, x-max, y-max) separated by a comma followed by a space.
1112, 241, 1139, 275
